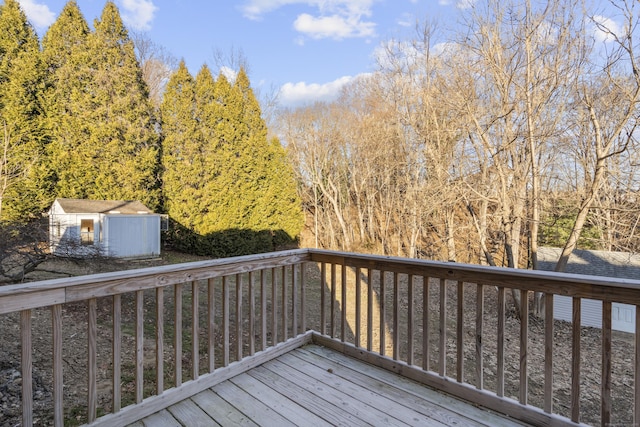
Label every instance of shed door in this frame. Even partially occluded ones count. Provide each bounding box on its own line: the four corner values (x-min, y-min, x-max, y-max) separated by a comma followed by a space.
105, 216, 159, 258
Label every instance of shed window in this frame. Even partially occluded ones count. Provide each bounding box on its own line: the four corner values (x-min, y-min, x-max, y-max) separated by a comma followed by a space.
80, 219, 94, 245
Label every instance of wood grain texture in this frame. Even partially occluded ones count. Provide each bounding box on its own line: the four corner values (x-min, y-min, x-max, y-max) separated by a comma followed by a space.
20, 309, 33, 427
544, 292, 554, 414
136, 291, 144, 403
51, 304, 63, 427
88, 299, 97, 421
113, 294, 122, 412
571, 297, 581, 423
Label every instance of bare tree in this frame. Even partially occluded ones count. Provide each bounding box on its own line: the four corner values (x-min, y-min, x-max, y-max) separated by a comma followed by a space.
555, 0, 640, 271
131, 31, 178, 107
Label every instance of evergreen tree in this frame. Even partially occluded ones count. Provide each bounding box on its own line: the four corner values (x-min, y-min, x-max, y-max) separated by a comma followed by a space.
86, 2, 160, 208
45, 1, 160, 209
160, 61, 200, 231
42, 1, 92, 202
0, 0, 47, 223
162, 65, 302, 255
231, 69, 303, 244
193, 65, 224, 233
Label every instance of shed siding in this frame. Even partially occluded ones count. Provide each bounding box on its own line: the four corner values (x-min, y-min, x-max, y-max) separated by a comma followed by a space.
554, 293, 636, 333
540, 247, 639, 334
104, 215, 160, 258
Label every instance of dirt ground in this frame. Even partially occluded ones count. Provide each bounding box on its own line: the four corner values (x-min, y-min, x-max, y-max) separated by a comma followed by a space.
0, 253, 635, 426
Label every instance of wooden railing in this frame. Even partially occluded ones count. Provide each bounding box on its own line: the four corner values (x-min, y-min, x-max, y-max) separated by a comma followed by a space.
2, 249, 639, 426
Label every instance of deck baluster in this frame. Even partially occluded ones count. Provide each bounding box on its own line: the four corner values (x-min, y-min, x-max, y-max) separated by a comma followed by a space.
379, 270, 386, 356
21, 309, 33, 427
175, 284, 183, 385
439, 278, 446, 377
408, 274, 414, 365
331, 263, 336, 338
497, 286, 505, 397
271, 268, 277, 345
192, 282, 199, 379
236, 274, 243, 361
544, 292, 554, 413
355, 267, 361, 348
89, 298, 98, 419
87, 301, 98, 419
320, 263, 326, 335
571, 297, 581, 423
301, 263, 307, 333
423, 276, 430, 371
249, 271, 256, 356
367, 268, 373, 352
341, 263, 347, 342
292, 266, 298, 337
520, 290, 529, 405
393, 272, 399, 361
136, 291, 144, 403
52, 304, 63, 426
260, 270, 267, 351
222, 277, 229, 367
282, 267, 288, 341
208, 278, 215, 373
457, 281, 464, 383
156, 287, 164, 394
602, 301, 612, 425
113, 294, 122, 412
475, 284, 484, 390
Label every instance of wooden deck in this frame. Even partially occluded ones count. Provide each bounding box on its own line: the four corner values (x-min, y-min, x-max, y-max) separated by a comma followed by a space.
131, 344, 526, 427
7, 249, 636, 426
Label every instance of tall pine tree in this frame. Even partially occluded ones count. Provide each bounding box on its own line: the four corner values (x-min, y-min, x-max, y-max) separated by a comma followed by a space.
0, 0, 47, 223
86, 2, 160, 208
232, 69, 303, 244
44, 1, 160, 209
42, 1, 92, 202
160, 61, 200, 232
161, 65, 302, 255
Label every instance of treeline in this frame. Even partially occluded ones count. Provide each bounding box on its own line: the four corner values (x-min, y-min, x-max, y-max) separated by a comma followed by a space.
0, 0, 303, 256
280, 0, 640, 270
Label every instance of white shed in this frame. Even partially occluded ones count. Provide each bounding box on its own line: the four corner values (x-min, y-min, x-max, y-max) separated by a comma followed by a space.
538, 247, 640, 333
48, 198, 162, 259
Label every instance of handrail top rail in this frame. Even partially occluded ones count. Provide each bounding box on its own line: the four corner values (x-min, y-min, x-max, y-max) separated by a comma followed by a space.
0, 249, 311, 314
310, 249, 640, 296
3, 248, 640, 315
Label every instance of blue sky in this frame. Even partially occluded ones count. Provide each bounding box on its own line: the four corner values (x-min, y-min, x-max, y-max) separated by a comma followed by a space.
12, 0, 623, 107
12, 0, 464, 107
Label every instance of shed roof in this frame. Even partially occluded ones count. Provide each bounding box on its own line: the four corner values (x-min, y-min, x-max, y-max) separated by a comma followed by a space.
52, 198, 154, 215
538, 246, 640, 280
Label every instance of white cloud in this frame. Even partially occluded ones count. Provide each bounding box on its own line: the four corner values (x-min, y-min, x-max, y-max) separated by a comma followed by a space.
17, 0, 55, 29
241, 0, 377, 40
294, 13, 375, 39
118, 0, 157, 31
279, 75, 354, 106
592, 15, 623, 43
220, 66, 238, 82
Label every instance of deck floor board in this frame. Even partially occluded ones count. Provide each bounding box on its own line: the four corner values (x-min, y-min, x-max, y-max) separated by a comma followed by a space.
134, 344, 527, 427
